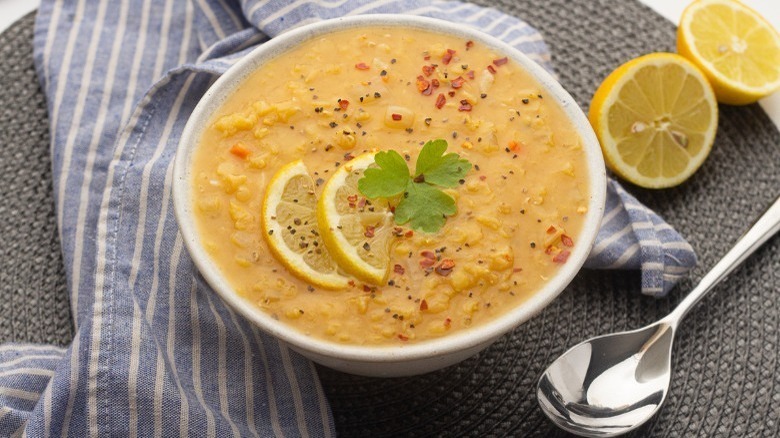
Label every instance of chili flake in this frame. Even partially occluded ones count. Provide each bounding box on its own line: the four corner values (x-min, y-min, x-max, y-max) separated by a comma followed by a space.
355, 62, 370, 70
458, 100, 472, 112
420, 299, 428, 311
394, 264, 405, 275
435, 259, 456, 277
442, 48, 455, 65
364, 225, 375, 238
553, 250, 571, 263
416, 75, 431, 95
338, 99, 349, 111
487, 65, 497, 74
467, 70, 475, 79
392, 113, 403, 121
451, 76, 465, 89
435, 93, 446, 109
422, 65, 435, 77
465, 40, 474, 50
561, 234, 574, 247
493, 57, 508, 66
547, 225, 557, 234
398, 334, 409, 341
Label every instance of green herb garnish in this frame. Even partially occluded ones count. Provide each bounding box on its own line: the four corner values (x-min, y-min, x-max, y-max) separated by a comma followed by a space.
358, 139, 471, 233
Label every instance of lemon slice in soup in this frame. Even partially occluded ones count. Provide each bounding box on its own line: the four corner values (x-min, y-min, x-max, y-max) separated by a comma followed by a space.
317, 153, 394, 285
261, 160, 350, 289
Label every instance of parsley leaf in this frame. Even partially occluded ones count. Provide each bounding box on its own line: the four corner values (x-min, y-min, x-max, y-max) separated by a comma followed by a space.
394, 182, 456, 233
357, 139, 471, 233
414, 139, 472, 187
357, 150, 409, 198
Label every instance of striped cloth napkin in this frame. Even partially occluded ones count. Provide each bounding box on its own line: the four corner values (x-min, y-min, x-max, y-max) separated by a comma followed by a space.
0, 0, 696, 436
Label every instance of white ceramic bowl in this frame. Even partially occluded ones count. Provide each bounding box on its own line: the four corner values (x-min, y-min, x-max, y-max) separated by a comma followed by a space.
173, 14, 606, 377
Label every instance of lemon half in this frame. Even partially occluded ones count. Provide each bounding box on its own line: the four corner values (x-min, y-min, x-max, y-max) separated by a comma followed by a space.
589, 53, 718, 189
678, 0, 780, 105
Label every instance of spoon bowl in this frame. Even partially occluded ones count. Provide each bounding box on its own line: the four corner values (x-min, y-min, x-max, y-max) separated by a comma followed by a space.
537, 321, 674, 436
537, 195, 780, 436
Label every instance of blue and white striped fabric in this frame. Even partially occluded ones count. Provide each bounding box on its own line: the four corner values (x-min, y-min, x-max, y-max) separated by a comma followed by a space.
0, 0, 695, 436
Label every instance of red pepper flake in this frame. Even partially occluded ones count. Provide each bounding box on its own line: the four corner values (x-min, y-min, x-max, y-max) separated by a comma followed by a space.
431, 78, 440, 88
435, 93, 446, 109
553, 250, 571, 263
493, 57, 508, 66
394, 264, 405, 275
347, 194, 358, 203
545, 246, 555, 255
487, 65, 497, 74
466, 40, 474, 50
416, 75, 431, 95
339, 99, 349, 111
348, 280, 356, 287
363, 284, 372, 292
405, 230, 414, 238
364, 225, 375, 238
422, 65, 435, 76
435, 259, 455, 276
467, 70, 475, 79
420, 258, 436, 269
513, 267, 523, 273
229, 143, 251, 159
448, 91, 456, 97
439, 259, 456, 270
458, 100, 472, 112
444, 317, 452, 328
392, 113, 403, 121
398, 334, 409, 341
442, 48, 455, 65
419, 299, 428, 311
355, 62, 370, 70
561, 234, 574, 247
357, 198, 366, 208
479, 175, 486, 181
547, 225, 557, 234
451, 76, 465, 89
420, 250, 436, 260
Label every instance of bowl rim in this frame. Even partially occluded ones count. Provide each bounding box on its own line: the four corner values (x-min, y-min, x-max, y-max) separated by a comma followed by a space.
173, 13, 607, 363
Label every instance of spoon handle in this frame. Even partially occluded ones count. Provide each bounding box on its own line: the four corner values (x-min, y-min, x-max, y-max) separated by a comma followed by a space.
666, 195, 780, 325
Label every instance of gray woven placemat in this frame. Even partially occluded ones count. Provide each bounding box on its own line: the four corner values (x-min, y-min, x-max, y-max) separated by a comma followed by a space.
1, 1, 778, 436
0, 13, 72, 347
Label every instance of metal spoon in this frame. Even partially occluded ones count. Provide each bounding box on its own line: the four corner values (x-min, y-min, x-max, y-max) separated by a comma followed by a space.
537, 195, 780, 437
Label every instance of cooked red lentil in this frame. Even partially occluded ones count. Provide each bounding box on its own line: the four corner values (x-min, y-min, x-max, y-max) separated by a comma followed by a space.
191, 27, 590, 345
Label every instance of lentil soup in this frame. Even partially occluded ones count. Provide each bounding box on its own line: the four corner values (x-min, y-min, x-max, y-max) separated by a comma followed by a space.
191, 26, 591, 345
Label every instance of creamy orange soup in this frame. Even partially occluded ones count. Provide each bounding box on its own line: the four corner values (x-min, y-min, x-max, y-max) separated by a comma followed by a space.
191, 27, 590, 345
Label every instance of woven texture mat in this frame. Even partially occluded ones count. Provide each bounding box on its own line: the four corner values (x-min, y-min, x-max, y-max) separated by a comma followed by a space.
1, 1, 779, 436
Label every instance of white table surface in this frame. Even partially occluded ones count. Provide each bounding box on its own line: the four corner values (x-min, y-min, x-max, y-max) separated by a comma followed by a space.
1, 0, 779, 129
